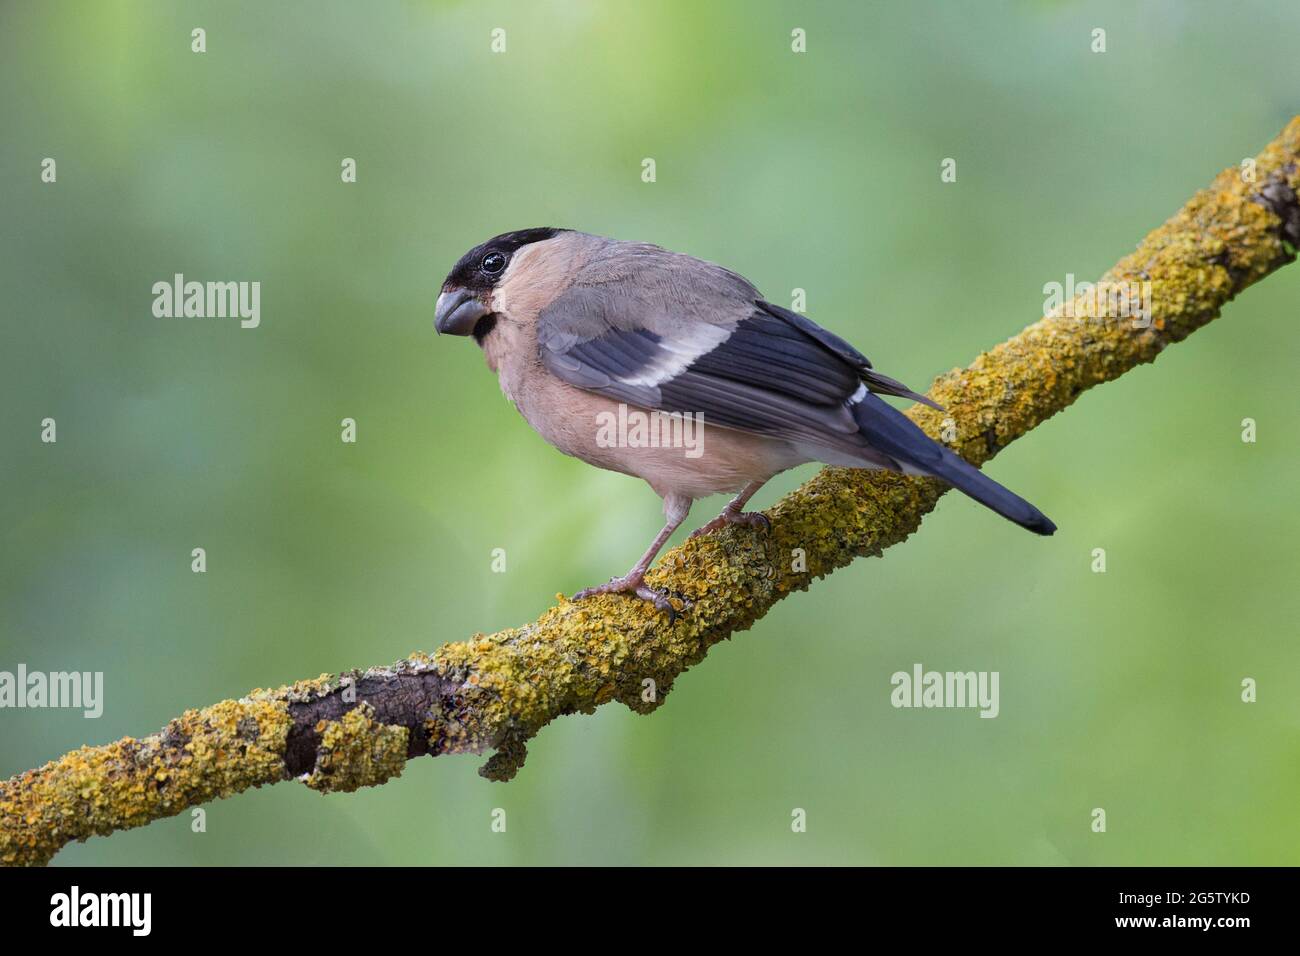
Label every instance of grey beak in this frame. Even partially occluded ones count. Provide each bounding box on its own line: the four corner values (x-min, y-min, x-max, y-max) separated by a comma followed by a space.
435, 287, 489, 336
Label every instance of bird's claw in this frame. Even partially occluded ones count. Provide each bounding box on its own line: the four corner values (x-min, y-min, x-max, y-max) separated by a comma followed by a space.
689, 509, 771, 540
572, 575, 688, 619
572, 576, 635, 602
634, 584, 679, 617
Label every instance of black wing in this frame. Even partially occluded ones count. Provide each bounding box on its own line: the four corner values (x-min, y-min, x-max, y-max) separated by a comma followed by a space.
539, 291, 936, 460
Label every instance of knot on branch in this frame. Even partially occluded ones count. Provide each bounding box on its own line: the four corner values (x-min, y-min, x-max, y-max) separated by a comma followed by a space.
478, 733, 529, 782
303, 703, 409, 794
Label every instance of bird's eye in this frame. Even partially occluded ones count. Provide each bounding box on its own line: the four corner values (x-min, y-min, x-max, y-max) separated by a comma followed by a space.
481, 251, 507, 276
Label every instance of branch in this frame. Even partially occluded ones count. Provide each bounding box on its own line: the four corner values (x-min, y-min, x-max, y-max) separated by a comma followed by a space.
4, 119, 1298, 867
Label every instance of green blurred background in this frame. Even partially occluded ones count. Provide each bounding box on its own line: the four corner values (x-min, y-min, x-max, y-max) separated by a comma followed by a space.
2, 0, 1298, 865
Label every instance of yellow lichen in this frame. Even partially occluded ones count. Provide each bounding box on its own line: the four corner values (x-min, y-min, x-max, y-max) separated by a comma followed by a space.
247, 673, 336, 703
0, 696, 293, 867
303, 703, 409, 794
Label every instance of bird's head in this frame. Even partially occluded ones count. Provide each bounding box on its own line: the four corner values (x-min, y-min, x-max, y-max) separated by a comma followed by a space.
435, 227, 569, 343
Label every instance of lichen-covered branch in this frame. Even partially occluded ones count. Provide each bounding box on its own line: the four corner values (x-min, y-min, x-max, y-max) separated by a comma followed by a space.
3, 119, 1297, 867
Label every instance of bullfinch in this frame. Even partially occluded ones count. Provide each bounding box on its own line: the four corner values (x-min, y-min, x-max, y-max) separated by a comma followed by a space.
436, 228, 1055, 611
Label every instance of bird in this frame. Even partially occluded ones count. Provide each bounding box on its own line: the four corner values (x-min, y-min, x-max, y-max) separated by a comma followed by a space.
435, 228, 1055, 612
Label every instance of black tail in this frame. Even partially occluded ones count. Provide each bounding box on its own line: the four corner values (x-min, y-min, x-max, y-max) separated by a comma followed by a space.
850, 393, 1056, 535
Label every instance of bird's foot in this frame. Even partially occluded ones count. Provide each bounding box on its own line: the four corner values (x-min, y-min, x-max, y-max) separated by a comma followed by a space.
572, 573, 686, 617
689, 508, 771, 540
